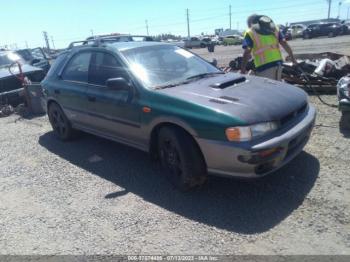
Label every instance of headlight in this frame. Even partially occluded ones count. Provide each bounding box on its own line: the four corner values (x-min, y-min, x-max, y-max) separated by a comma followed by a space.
226, 122, 278, 142
337, 77, 350, 97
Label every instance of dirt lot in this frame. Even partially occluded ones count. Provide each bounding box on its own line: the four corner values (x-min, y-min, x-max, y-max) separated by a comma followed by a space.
194, 35, 350, 67
1, 37, 350, 255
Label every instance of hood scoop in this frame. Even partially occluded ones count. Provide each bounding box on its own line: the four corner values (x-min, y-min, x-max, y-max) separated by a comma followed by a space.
210, 76, 246, 89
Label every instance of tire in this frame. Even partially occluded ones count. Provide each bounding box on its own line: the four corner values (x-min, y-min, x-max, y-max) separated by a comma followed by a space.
328, 32, 334, 38
48, 102, 77, 141
303, 33, 310, 39
340, 111, 350, 130
158, 127, 207, 191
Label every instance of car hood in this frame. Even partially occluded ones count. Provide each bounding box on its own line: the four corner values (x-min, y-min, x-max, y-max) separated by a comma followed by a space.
157, 73, 308, 125
0, 64, 43, 80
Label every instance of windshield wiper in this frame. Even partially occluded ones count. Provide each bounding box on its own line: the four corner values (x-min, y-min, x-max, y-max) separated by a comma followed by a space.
154, 72, 225, 90
154, 80, 192, 90
186, 71, 224, 81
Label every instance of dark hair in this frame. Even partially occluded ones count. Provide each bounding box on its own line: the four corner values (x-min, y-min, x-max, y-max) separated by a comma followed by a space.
247, 14, 260, 27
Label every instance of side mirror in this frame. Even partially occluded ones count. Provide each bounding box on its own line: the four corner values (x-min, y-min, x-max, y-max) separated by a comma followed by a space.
106, 77, 130, 91
210, 58, 218, 67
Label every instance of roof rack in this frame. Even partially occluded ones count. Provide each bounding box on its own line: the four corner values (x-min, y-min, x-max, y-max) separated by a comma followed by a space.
67, 37, 111, 49
68, 40, 89, 49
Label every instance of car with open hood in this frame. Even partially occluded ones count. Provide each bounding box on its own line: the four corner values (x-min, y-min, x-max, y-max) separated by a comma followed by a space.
42, 41, 316, 190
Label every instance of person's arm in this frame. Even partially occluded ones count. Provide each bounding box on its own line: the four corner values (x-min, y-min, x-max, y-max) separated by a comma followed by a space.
280, 40, 297, 65
241, 48, 252, 74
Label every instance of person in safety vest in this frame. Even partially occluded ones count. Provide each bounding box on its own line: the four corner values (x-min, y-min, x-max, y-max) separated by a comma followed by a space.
240, 14, 297, 81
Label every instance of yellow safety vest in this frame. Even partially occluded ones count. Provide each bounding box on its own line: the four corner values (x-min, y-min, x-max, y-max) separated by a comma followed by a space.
245, 28, 283, 69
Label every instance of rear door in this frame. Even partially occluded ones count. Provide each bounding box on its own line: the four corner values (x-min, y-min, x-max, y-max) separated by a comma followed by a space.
57, 51, 92, 126
85, 51, 142, 147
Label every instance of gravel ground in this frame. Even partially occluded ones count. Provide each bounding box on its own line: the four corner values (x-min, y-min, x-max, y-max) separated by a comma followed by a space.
0, 95, 349, 255
193, 35, 350, 67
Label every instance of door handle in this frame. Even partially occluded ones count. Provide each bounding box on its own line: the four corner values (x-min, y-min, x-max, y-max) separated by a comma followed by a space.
88, 96, 96, 102
54, 89, 60, 94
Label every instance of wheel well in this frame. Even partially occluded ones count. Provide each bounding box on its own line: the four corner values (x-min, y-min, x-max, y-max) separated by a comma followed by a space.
149, 123, 206, 166
47, 99, 56, 111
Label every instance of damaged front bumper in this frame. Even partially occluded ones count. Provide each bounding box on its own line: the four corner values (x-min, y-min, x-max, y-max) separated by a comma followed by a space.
196, 105, 316, 178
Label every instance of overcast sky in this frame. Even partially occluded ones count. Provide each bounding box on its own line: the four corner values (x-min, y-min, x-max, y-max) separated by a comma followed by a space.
1, 0, 349, 49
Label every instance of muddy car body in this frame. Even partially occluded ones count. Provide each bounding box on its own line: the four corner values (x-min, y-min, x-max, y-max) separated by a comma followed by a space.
42, 41, 316, 190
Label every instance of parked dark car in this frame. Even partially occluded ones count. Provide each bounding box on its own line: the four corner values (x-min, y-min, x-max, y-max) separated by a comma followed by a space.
42, 41, 316, 190
0, 50, 45, 105
303, 23, 343, 39
16, 47, 51, 73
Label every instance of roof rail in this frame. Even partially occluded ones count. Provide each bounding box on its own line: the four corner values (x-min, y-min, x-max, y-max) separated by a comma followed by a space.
67, 40, 89, 49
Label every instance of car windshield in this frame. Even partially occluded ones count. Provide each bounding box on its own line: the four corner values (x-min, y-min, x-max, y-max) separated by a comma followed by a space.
31, 48, 46, 60
0, 51, 25, 68
121, 45, 221, 89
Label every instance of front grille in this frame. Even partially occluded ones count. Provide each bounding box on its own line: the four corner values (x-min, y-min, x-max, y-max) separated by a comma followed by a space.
280, 103, 308, 126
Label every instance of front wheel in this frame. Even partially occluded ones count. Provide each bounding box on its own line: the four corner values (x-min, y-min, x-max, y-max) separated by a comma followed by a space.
48, 102, 77, 141
158, 127, 207, 191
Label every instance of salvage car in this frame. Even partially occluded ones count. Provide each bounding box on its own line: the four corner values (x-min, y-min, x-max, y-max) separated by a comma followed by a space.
0, 50, 45, 105
337, 75, 350, 130
183, 37, 207, 49
287, 24, 306, 39
16, 47, 51, 73
223, 35, 243, 46
42, 41, 316, 190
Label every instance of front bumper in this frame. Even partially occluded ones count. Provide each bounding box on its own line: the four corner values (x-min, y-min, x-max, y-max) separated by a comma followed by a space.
196, 105, 316, 178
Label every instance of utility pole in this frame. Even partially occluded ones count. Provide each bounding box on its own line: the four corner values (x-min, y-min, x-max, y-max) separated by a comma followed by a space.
229, 5, 232, 30
186, 8, 190, 39
347, 7, 349, 19
51, 36, 56, 50
338, 1, 342, 18
145, 20, 149, 36
42, 31, 50, 52
25, 41, 29, 49
90, 29, 94, 37
327, 0, 332, 19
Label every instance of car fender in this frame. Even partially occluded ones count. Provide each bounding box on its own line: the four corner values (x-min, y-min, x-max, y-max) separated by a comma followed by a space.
146, 116, 199, 138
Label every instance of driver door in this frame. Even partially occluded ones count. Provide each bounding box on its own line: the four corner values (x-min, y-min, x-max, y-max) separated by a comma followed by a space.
85, 51, 142, 147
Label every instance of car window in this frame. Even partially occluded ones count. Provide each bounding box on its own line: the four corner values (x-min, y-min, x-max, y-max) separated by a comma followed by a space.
62, 52, 91, 83
47, 53, 68, 78
89, 52, 128, 86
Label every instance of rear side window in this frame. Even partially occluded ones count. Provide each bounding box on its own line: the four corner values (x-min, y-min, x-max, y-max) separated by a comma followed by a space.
46, 53, 67, 78
89, 52, 128, 86
62, 52, 91, 83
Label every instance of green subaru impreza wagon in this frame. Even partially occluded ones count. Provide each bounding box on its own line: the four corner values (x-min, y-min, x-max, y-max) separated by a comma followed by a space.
42, 40, 316, 190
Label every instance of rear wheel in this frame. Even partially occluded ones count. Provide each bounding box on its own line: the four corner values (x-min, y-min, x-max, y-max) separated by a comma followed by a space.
158, 127, 207, 191
340, 112, 350, 130
328, 31, 335, 38
48, 102, 77, 141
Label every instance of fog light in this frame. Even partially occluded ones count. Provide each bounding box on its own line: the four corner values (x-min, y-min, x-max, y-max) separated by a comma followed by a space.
258, 147, 281, 158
